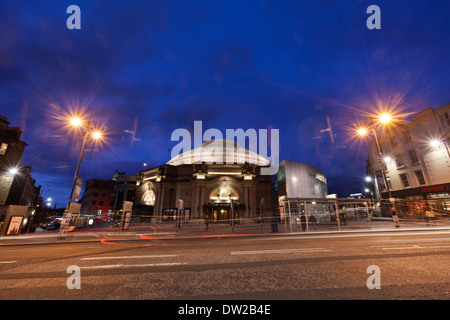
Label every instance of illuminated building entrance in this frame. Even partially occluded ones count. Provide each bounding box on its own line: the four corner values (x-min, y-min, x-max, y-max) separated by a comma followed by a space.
206, 186, 241, 223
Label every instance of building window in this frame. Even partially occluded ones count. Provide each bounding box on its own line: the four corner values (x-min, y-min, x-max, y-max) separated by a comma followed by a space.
403, 130, 412, 143
0, 143, 7, 155
99, 201, 104, 206
414, 170, 426, 185
126, 189, 136, 202
439, 112, 450, 128
101, 193, 105, 197
92, 200, 96, 205
390, 136, 398, 148
386, 177, 392, 189
395, 155, 404, 168
408, 149, 419, 164
399, 173, 410, 188
94, 192, 98, 196
97, 209, 102, 215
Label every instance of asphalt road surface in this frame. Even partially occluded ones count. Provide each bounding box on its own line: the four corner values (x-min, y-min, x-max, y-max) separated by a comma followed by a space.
1, 229, 450, 301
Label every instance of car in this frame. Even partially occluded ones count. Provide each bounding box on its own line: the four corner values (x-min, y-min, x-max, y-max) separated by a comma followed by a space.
41, 221, 61, 230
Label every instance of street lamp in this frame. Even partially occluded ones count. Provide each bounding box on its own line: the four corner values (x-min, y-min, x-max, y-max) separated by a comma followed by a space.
7, 167, 19, 176
383, 155, 393, 163
357, 116, 393, 197
356, 113, 399, 226
65, 117, 104, 212
379, 113, 392, 124
92, 130, 102, 140
70, 117, 82, 127
429, 138, 450, 160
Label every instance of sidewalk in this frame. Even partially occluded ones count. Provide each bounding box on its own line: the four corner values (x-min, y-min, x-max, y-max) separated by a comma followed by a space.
1, 218, 450, 246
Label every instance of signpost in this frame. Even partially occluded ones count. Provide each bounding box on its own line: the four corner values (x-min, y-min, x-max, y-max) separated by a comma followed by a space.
176, 199, 183, 231
58, 202, 81, 240
72, 178, 83, 202
259, 198, 264, 233
230, 199, 235, 231
121, 201, 133, 231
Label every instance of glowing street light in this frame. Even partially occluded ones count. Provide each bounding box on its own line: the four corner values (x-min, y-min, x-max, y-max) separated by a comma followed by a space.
383, 156, 393, 163
92, 131, 102, 140
365, 176, 373, 182
64, 115, 106, 214
357, 127, 369, 136
7, 167, 19, 176
429, 139, 441, 148
70, 117, 83, 127
66, 116, 92, 212
354, 113, 398, 225
379, 113, 392, 124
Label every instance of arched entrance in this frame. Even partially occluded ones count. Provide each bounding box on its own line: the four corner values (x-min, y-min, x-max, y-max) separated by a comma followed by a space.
206, 186, 239, 223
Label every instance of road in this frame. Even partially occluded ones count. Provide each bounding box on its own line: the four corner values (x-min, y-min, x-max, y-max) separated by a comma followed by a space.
1, 228, 450, 301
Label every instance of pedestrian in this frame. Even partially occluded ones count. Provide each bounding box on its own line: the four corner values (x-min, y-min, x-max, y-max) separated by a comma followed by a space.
308, 215, 317, 230
392, 208, 400, 228
425, 209, 435, 226
341, 212, 347, 225
300, 214, 306, 231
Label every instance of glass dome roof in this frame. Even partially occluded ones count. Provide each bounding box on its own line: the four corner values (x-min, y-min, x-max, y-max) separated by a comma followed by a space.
167, 139, 271, 166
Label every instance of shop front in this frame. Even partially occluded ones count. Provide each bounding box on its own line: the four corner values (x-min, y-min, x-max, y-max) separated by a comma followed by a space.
383, 183, 450, 218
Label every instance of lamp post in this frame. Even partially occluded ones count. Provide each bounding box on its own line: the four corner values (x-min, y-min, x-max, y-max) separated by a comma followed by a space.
58, 116, 104, 240
65, 117, 91, 212
368, 115, 394, 201
357, 113, 400, 227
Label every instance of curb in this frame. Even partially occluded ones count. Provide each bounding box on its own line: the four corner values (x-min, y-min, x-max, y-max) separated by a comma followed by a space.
1, 223, 450, 246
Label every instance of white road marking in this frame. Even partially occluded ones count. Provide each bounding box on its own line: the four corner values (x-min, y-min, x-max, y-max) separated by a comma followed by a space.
0, 261, 17, 264
81, 264, 124, 269
231, 248, 331, 255
81, 262, 184, 270
378, 245, 450, 250
80, 254, 177, 260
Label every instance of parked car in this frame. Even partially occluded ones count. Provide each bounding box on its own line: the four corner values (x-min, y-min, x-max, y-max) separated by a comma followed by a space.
41, 221, 61, 230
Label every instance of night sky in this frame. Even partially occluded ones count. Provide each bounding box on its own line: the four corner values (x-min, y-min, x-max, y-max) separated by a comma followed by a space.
1, 1, 449, 207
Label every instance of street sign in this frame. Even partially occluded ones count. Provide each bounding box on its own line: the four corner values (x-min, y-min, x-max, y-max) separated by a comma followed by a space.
68, 202, 81, 214
121, 201, 133, 230
71, 178, 83, 202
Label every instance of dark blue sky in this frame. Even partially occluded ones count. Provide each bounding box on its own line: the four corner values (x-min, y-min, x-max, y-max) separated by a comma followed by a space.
1, 0, 449, 207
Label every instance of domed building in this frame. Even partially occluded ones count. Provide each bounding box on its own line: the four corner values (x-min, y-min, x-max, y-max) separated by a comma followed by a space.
134, 139, 277, 223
